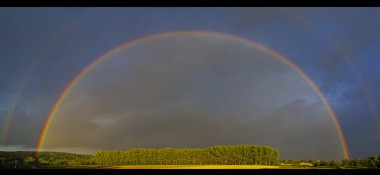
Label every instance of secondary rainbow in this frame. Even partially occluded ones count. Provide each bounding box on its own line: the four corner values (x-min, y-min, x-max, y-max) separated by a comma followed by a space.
36, 31, 350, 159
1, 11, 98, 145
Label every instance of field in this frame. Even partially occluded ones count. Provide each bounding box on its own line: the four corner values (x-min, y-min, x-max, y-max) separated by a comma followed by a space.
100, 165, 281, 169
42, 165, 353, 169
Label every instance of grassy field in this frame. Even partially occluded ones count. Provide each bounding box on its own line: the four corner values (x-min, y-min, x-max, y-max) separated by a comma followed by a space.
100, 165, 281, 169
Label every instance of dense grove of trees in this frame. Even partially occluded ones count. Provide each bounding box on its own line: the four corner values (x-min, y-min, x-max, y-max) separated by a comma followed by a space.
94, 145, 280, 166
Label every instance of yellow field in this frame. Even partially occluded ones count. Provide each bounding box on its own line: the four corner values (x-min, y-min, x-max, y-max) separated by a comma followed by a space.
101, 165, 281, 169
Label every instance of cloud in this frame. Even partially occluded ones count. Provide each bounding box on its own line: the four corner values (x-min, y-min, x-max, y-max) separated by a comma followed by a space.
41, 34, 344, 160
0, 145, 32, 151
0, 83, 12, 93
333, 83, 380, 158
0, 145, 97, 155
281, 9, 380, 159
0, 107, 42, 148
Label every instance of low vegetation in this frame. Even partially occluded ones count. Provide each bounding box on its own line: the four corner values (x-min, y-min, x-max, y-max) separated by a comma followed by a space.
0, 151, 93, 168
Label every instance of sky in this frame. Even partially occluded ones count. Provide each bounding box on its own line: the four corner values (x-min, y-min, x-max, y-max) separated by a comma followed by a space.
0, 7, 380, 161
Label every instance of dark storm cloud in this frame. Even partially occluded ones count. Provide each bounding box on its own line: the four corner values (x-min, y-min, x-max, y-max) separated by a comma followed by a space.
0, 107, 42, 147
252, 8, 380, 158
334, 98, 380, 158
224, 8, 283, 33
0, 83, 12, 93
299, 8, 380, 158
294, 8, 380, 89
42, 35, 343, 160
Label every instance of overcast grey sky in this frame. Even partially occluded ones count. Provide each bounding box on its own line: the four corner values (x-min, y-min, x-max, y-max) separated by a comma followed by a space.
1, 7, 380, 160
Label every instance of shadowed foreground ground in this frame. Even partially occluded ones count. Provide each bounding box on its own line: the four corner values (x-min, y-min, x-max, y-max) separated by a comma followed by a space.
100, 165, 281, 169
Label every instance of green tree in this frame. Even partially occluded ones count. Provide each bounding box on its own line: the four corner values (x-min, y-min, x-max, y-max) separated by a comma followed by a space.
341, 158, 349, 167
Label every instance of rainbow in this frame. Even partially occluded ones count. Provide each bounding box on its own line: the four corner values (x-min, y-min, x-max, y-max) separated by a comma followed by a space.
36, 31, 350, 159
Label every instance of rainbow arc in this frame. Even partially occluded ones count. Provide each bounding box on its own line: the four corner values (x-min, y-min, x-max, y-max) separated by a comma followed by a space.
36, 31, 350, 159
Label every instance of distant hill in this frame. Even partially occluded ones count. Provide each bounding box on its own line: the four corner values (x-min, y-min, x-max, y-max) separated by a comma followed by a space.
0, 151, 94, 168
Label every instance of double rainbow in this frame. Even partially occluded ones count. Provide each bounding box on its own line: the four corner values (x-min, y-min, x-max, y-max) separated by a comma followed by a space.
36, 31, 350, 159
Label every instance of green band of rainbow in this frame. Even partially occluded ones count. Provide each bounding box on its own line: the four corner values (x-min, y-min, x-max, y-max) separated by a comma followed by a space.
36, 31, 350, 159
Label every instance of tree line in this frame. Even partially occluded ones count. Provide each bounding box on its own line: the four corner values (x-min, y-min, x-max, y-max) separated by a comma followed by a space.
280, 157, 380, 168
93, 145, 280, 166
1, 146, 380, 168
340, 157, 379, 168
